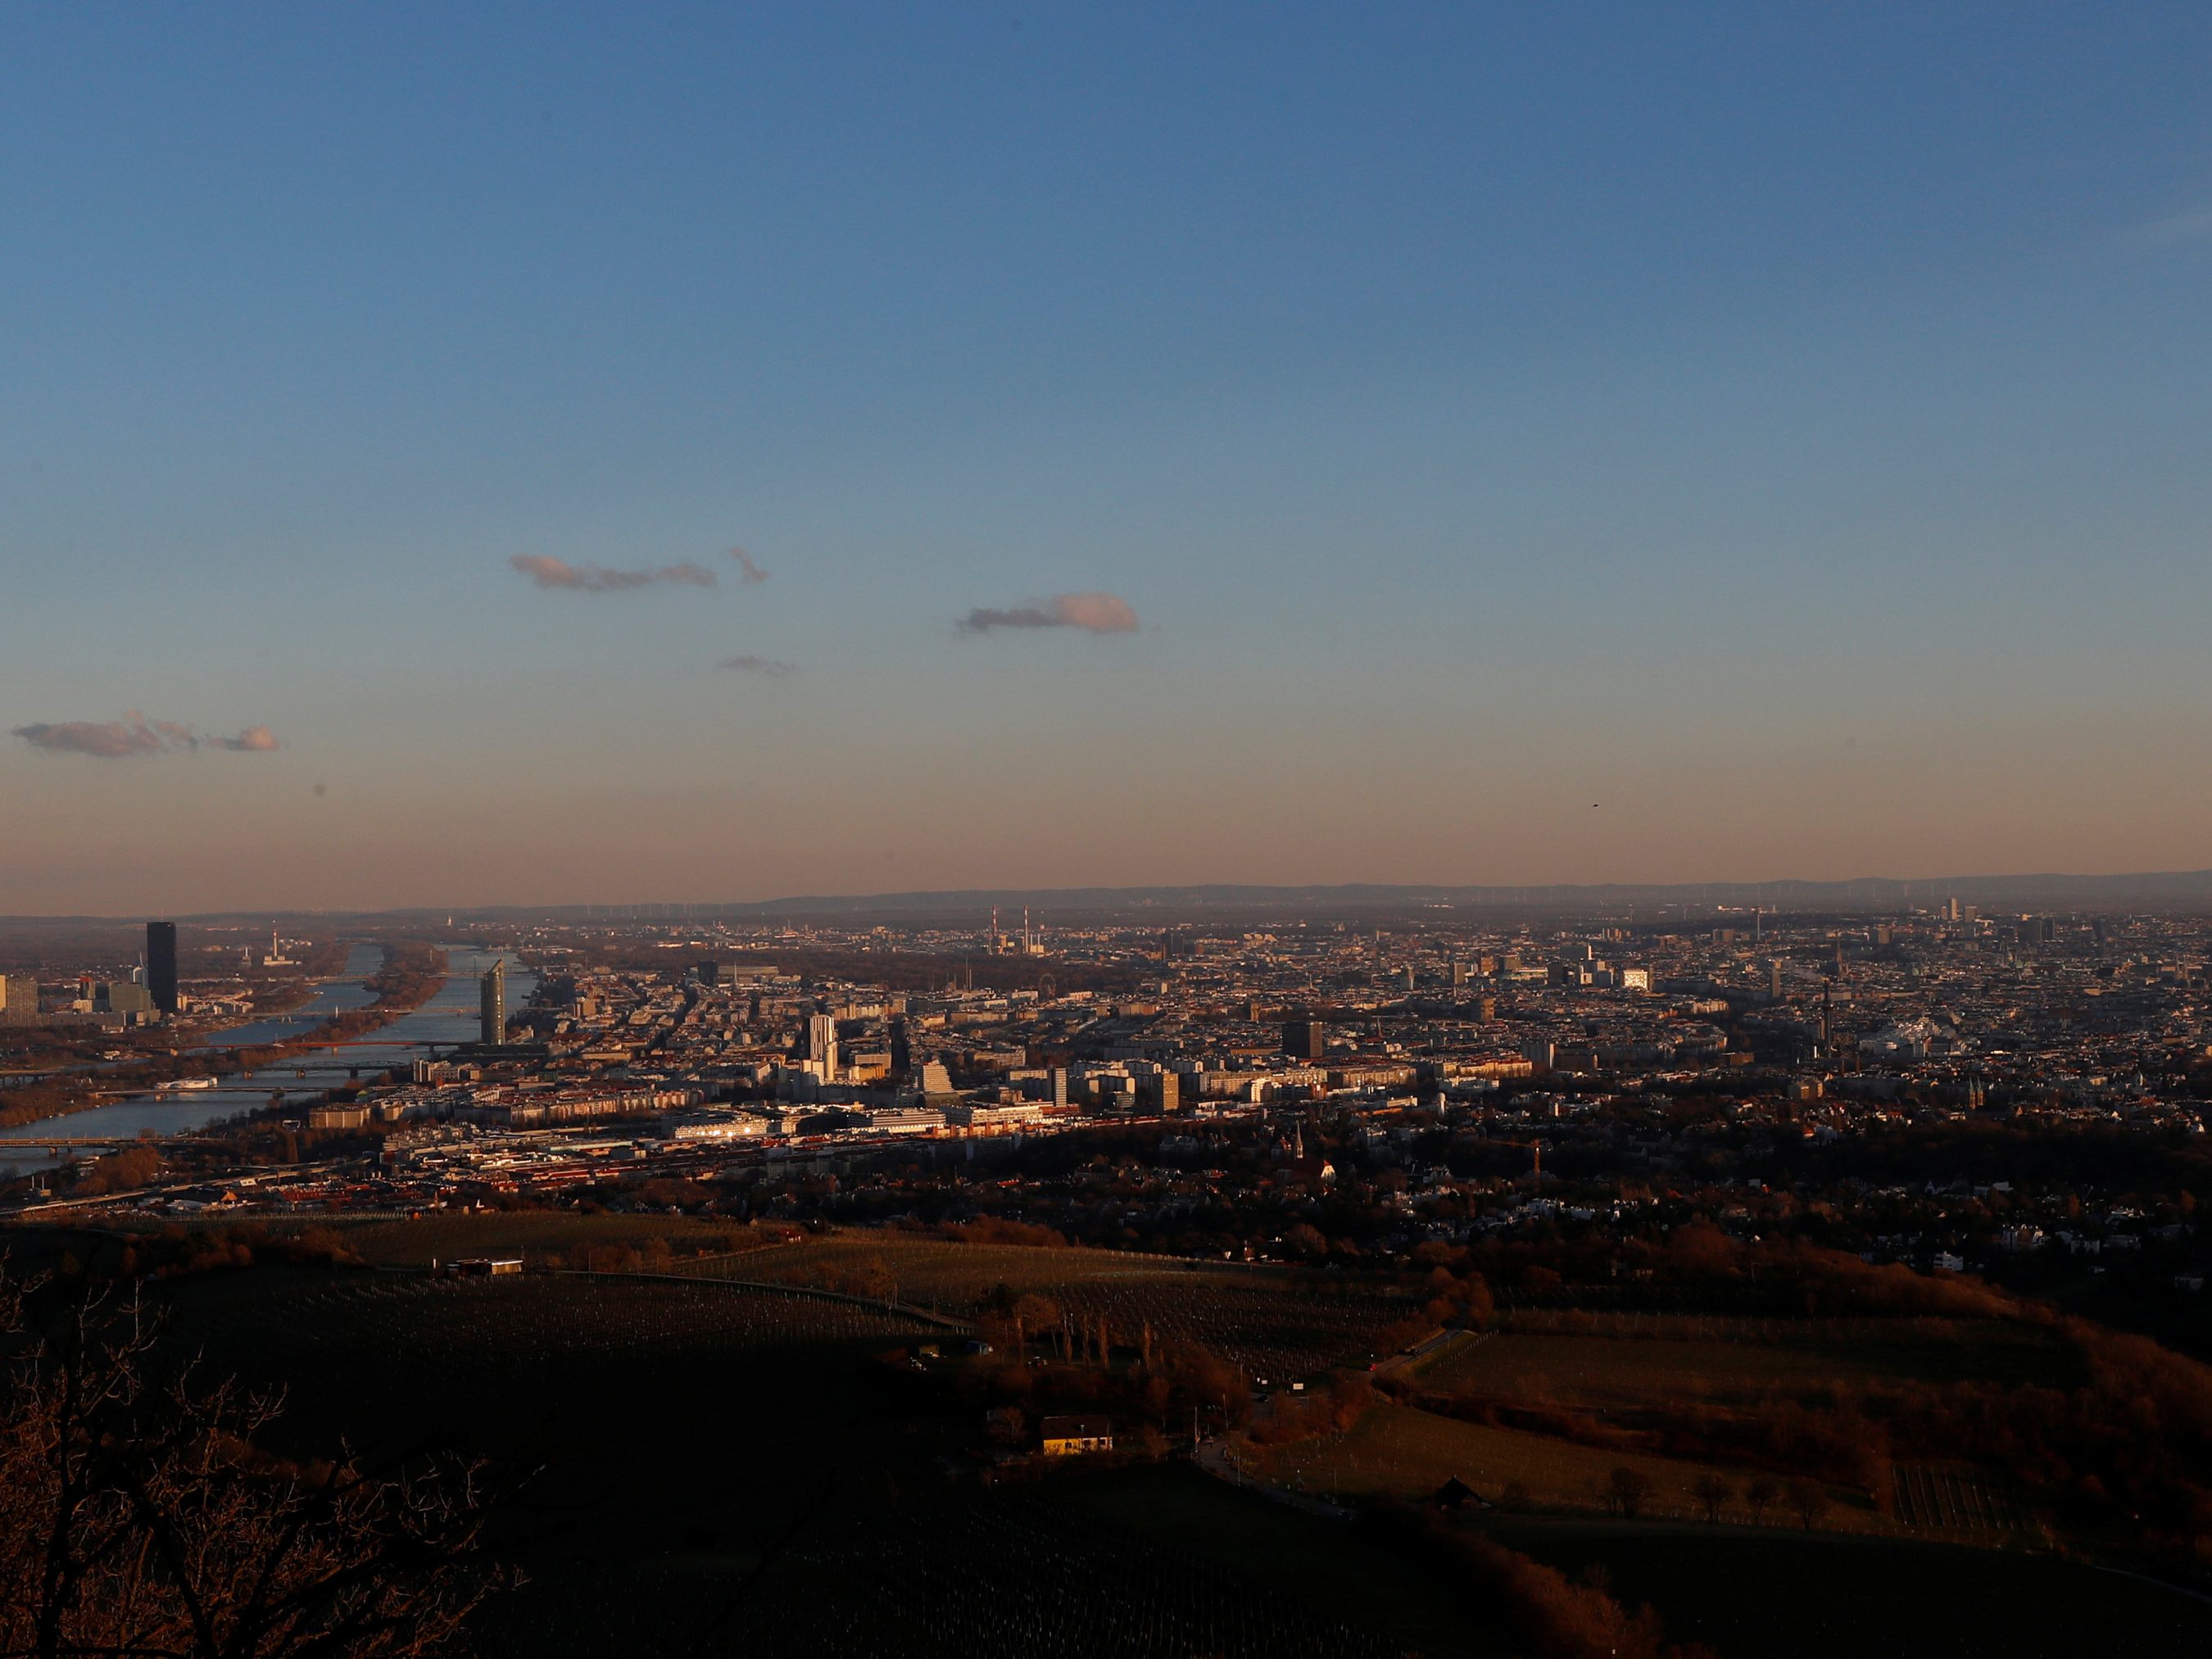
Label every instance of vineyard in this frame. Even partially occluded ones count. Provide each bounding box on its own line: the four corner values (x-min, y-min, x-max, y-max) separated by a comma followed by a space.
1044, 1276, 1403, 1381
1890, 1463, 2036, 1539
1253, 1403, 1883, 1533
685, 1231, 1415, 1380
723, 1492, 1412, 1659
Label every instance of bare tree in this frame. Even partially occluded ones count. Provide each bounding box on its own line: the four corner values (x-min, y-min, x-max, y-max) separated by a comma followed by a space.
1787, 1478, 1831, 1532
1692, 1472, 1733, 1524
1744, 1476, 1779, 1525
1605, 1466, 1652, 1520
0, 1272, 510, 1659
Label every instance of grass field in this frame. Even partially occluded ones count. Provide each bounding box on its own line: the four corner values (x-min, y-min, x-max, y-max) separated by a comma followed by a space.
98, 1215, 1407, 1378
112, 1217, 1407, 1381
684, 1233, 1225, 1300
170, 1269, 942, 1376
1252, 1402, 1885, 1532
328, 1209, 759, 1266
1412, 1322, 2070, 1408
77, 1208, 765, 1269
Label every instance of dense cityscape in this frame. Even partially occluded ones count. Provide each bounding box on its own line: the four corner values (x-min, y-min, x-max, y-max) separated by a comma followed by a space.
9, 894, 2212, 1656
7, 900, 2212, 1323
12, 901, 2212, 1327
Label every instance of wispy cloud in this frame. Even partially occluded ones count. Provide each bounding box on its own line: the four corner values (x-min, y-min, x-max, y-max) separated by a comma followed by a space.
13, 712, 281, 758
729, 546, 770, 583
958, 592, 1140, 636
722, 655, 796, 677
2125, 204, 2212, 250
509, 554, 718, 592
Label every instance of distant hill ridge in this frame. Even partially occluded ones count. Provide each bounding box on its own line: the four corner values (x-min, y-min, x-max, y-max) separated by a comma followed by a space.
23, 868, 2212, 925
676, 870, 2212, 918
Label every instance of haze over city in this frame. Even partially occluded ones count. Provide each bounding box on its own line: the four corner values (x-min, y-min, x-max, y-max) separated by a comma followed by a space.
8, 6, 2212, 913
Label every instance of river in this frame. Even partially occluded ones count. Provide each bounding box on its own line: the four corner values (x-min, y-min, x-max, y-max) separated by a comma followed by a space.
0, 945, 537, 1177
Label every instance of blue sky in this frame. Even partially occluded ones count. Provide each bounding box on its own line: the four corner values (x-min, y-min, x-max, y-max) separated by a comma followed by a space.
5, 4, 2210, 911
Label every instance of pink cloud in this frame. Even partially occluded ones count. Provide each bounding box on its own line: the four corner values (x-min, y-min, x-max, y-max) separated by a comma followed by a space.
957, 592, 1140, 636
13, 712, 280, 758
510, 554, 718, 592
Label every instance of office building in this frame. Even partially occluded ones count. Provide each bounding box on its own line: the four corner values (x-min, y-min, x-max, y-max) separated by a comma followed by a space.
807, 1012, 839, 1078
100, 981, 154, 1017
0, 973, 39, 1026
146, 920, 179, 1014
479, 959, 506, 1047
1281, 1020, 1324, 1061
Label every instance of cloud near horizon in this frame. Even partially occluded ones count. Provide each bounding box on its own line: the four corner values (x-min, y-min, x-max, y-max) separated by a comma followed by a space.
729, 546, 769, 583
13, 713, 282, 758
509, 554, 718, 592
722, 655, 796, 677
957, 592, 1140, 635
212, 725, 282, 752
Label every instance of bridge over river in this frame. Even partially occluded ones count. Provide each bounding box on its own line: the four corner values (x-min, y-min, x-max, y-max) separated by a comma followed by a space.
0, 945, 535, 1170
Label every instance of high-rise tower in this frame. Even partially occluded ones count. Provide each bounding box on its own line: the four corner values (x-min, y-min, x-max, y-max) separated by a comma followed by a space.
479, 959, 506, 1047
145, 921, 179, 1015
807, 1011, 839, 1077
0, 974, 38, 1027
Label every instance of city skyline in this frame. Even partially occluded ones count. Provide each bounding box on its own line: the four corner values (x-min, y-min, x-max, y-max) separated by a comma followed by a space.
7, 6, 2212, 911
16, 863, 2212, 927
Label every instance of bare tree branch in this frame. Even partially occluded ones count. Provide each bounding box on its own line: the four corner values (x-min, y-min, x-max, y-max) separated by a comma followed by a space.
0, 1270, 511, 1659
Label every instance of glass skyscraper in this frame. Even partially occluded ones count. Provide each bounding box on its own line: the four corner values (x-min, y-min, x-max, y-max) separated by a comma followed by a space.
146, 920, 179, 1015
479, 958, 505, 1047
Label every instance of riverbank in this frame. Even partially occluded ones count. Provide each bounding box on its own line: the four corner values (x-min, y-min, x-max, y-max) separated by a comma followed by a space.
184, 936, 355, 1039
0, 944, 448, 1131
0, 941, 354, 1095
303, 942, 446, 1048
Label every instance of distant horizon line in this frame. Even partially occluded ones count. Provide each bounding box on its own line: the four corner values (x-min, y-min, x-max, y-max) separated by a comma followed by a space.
9, 867, 2212, 925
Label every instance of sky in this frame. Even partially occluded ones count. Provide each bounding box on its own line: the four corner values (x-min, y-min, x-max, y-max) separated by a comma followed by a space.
4, 3, 2211, 913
